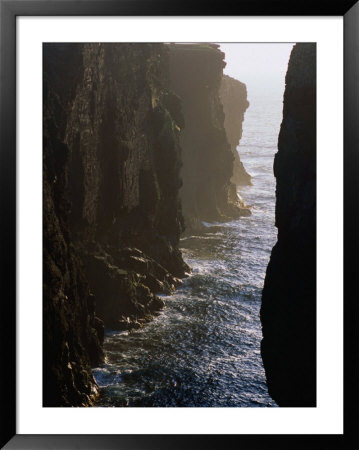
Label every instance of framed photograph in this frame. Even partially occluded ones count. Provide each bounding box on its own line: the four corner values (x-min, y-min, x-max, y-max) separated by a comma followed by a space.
1, 0, 357, 448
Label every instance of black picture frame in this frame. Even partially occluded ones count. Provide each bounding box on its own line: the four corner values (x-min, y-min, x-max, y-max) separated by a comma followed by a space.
1, 0, 357, 448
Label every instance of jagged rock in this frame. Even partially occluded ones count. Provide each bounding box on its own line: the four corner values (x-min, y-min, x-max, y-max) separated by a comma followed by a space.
220, 74, 252, 186
82, 247, 180, 329
260, 43, 316, 407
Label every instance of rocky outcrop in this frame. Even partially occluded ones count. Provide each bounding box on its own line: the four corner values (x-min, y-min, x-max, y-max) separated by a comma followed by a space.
260, 43, 316, 407
43, 43, 189, 406
169, 44, 250, 232
220, 74, 251, 186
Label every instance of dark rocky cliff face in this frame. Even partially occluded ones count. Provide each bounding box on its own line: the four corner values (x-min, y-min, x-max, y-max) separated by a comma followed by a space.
219, 74, 251, 186
260, 43, 316, 407
43, 43, 189, 406
169, 44, 250, 232
43, 44, 104, 406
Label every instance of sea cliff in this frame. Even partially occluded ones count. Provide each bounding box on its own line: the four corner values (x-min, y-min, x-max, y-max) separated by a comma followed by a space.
260, 43, 316, 407
169, 44, 250, 232
43, 44, 104, 406
43, 42, 251, 406
219, 74, 251, 186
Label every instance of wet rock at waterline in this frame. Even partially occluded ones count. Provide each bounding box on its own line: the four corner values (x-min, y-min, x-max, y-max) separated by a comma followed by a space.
83, 246, 183, 330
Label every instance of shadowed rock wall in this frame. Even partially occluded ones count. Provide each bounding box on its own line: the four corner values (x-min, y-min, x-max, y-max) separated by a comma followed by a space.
43, 44, 104, 406
260, 43, 316, 407
219, 74, 251, 186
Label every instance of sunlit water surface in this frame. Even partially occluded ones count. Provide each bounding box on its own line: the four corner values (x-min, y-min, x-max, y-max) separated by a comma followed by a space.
93, 92, 283, 407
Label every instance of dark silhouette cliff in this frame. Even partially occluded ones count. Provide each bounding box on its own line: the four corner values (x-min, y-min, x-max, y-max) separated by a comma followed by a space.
169, 44, 250, 232
260, 43, 316, 407
219, 74, 251, 186
43, 43, 189, 406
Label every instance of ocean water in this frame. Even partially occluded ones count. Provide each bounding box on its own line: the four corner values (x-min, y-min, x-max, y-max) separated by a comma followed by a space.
93, 91, 284, 407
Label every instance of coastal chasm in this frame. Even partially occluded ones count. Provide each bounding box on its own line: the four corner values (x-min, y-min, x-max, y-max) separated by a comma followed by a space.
260, 43, 316, 406
43, 43, 189, 406
219, 74, 251, 186
43, 43, 251, 406
169, 44, 250, 232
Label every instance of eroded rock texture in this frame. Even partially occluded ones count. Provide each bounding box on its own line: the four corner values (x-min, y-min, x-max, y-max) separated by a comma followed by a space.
43, 43, 189, 406
260, 43, 316, 407
169, 44, 250, 232
219, 74, 251, 186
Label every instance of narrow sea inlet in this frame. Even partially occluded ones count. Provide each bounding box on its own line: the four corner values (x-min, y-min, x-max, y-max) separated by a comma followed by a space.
42, 43, 316, 409
93, 92, 282, 407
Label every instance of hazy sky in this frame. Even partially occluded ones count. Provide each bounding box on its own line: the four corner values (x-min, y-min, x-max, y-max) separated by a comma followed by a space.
219, 43, 294, 98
